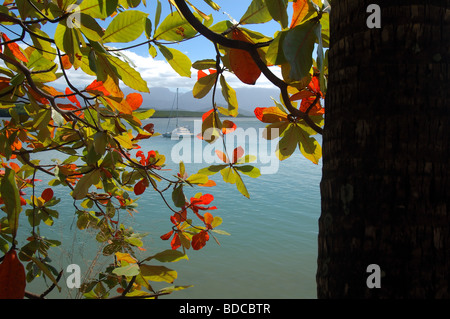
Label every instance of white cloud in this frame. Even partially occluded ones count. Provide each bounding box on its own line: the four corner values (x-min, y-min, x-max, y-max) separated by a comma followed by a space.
52, 50, 283, 94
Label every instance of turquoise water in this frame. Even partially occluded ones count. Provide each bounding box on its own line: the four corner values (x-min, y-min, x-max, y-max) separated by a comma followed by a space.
18, 117, 321, 299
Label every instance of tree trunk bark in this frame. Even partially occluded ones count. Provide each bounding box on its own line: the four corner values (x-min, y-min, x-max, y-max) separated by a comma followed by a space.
317, 1, 450, 298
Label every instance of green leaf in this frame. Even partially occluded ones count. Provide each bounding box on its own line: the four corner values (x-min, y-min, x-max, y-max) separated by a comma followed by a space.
185, 174, 209, 185
79, 13, 104, 42
134, 108, 155, 120
154, 0, 162, 32
240, 0, 272, 25
146, 250, 189, 263
197, 164, 228, 176
113, 263, 140, 277
276, 123, 299, 160
234, 169, 250, 198
266, 0, 288, 28
105, 54, 149, 92
172, 185, 186, 208
139, 265, 177, 283
23, 253, 61, 291
78, 0, 118, 19
54, 21, 82, 61
220, 166, 236, 184
234, 165, 261, 178
192, 59, 216, 70
103, 10, 148, 43
72, 170, 101, 200
266, 31, 288, 66
0, 167, 21, 237
157, 44, 192, 78
220, 75, 238, 117
193, 73, 217, 99
154, 11, 198, 41
282, 20, 318, 81
297, 126, 322, 164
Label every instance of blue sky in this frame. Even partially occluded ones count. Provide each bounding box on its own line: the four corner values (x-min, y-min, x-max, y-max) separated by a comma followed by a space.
1, 1, 288, 93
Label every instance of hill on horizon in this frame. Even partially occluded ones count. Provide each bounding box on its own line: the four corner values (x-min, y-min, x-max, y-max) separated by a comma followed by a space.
127, 86, 280, 116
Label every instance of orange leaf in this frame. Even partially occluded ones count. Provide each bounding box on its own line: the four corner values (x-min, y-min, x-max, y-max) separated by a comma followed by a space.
41, 188, 53, 202
65, 87, 81, 108
2, 33, 28, 63
198, 179, 216, 187
290, 0, 309, 29
215, 150, 229, 163
126, 93, 143, 111
197, 70, 207, 80
191, 230, 209, 250
254, 107, 288, 123
221, 120, 236, 135
61, 55, 72, 70
290, 90, 314, 101
232, 146, 244, 164
85, 80, 110, 96
229, 30, 261, 85
0, 249, 26, 299
203, 212, 214, 226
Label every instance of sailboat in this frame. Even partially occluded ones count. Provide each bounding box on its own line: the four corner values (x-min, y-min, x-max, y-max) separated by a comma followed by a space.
162, 88, 193, 138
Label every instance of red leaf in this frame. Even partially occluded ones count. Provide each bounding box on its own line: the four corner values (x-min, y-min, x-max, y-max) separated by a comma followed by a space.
171, 232, 181, 250
0, 249, 26, 299
221, 120, 236, 135
143, 123, 154, 134
2, 33, 28, 63
190, 194, 215, 206
229, 29, 261, 85
232, 146, 244, 164
41, 188, 53, 202
85, 80, 110, 96
134, 179, 147, 195
126, 93, 143, 111
61, 55, 72, 70
191, 230, 209, 250
160, 230, 174, 240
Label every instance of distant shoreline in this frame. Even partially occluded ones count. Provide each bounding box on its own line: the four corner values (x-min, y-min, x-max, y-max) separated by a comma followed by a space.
0, 107, 252, 118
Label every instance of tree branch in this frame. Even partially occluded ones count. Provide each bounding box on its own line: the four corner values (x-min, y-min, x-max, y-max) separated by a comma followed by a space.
173, 0, 323, 135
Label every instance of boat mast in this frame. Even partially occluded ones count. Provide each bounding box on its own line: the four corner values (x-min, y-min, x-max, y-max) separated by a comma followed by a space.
175, 88, 179, 128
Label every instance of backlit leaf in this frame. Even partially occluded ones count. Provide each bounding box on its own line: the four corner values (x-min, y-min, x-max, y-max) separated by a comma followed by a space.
229, 29, 261, 85
103, 10, 148, 43
139, 264, 177, 283
240, 0, 272, 25
0, 167, 21, 237
157, 44, 192, 78
283, 20, 319, 81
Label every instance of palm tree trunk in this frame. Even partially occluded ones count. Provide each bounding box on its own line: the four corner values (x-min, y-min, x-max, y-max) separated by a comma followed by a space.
317, 1, 450, 298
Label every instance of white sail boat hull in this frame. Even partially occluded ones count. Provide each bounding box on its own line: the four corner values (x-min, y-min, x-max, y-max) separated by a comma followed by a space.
163, 88, 193, 138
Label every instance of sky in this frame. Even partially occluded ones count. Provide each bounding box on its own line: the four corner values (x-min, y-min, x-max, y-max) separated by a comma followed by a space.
0, 1, 288, 94
60, 0, 287, 93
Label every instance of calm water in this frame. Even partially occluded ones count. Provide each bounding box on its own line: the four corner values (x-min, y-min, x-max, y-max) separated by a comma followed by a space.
17, 117, 322, 299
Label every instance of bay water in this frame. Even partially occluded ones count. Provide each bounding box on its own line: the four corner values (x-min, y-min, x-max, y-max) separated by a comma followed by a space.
16, 117, 321, 299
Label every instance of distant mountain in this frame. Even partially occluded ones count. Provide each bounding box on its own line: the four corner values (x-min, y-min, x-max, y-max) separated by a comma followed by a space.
125, 86, 280, 116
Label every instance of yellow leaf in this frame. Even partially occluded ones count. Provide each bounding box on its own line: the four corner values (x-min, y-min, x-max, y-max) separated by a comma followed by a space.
115, 252, 138, 264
